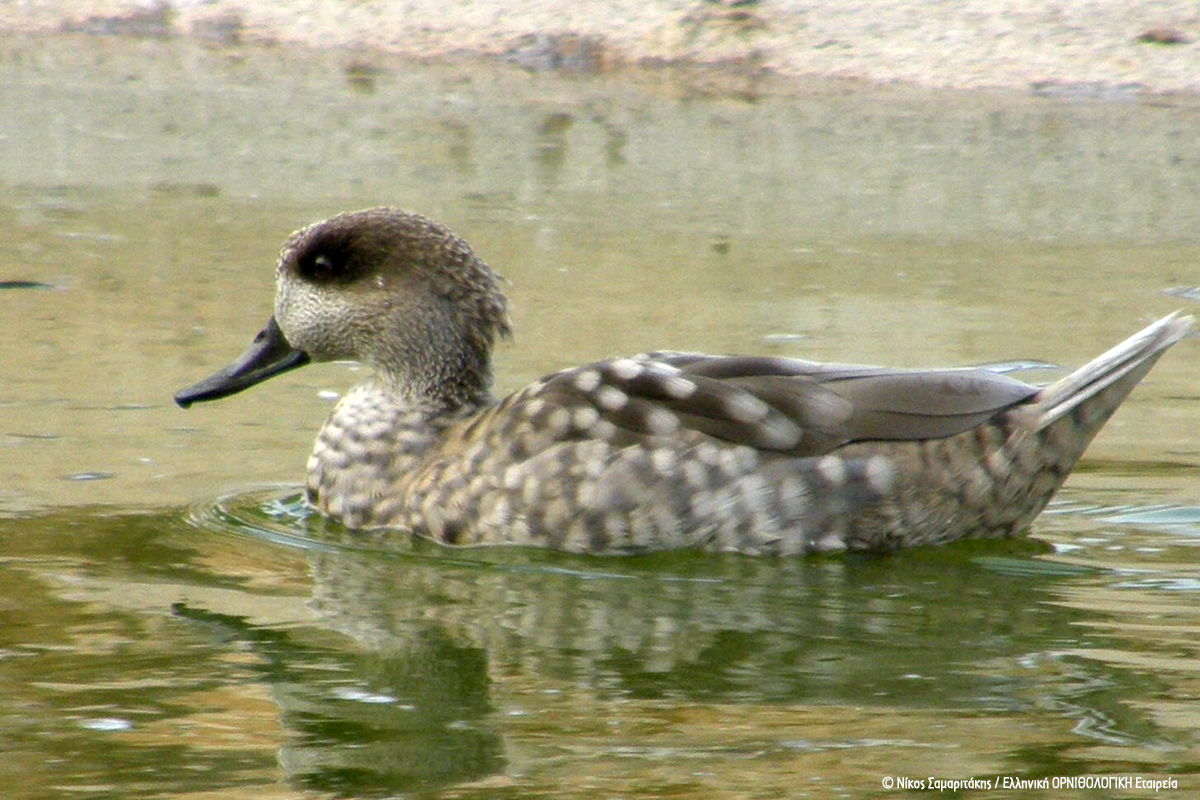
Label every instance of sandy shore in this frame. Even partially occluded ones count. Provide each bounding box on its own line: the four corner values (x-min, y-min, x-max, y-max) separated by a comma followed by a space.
3, 0, 1200, 94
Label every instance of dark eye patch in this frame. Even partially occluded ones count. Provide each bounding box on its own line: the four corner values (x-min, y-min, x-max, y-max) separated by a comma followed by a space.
300, 252, 339, 282
292, 230, 366, 284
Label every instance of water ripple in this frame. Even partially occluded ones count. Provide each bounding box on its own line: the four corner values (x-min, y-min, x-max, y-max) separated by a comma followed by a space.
185, 484, 341, 553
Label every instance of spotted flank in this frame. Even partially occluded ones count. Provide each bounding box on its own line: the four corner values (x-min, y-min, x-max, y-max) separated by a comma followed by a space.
176, 207, 1193, 555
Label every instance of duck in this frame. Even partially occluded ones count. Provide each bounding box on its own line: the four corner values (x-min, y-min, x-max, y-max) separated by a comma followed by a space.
175, 207, 1192, 555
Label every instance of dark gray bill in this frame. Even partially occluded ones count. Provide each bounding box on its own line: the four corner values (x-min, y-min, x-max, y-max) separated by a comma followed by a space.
174, 316, 310, 408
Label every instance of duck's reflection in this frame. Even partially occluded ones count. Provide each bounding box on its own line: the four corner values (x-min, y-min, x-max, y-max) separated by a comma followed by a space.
302, 525, 1063, 708
172, 599, 501, 796
178, 510, 1102, 798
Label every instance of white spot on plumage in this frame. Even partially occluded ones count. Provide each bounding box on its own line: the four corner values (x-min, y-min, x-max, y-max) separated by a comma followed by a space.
595, 385, 628, 411
572, 406, 600, 430
579, 442, 609, 476
576, 480, 598, 507
327, 494, 344, 517
507, 517, 531, 544
865, 455, 895, 493
817, 455, 847, 484
604, 512, 627, 545
503, 464, 523, 489
644, 407, 679, 435
524, 398, 546, 417
689, 490, 715, 518
650, 448, 675, 473
724, 392, 770, 423
609, 359, 644, 380
721, 445, 759, 473
738, 474, 770, 509
547, 407, 571, 435
488, 496, 512, 526
717, 447, 742, 475
696, 443, 721, 466
809, 534, 847, 553
573, 369, 601, 392
563, 518, 590, 551
758, 416, 803, 450
778, 475, 807, 517
662, 376, 697, 399
591, 420, 618, 440
983, 447, 1011, 479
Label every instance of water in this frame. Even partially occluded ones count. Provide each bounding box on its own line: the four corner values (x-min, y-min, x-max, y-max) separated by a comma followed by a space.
2, 33, 1200, 799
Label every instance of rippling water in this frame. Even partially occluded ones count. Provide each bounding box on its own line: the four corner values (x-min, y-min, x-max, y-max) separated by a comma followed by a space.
2, 33, 1200, 799
5, 490, 1200, 797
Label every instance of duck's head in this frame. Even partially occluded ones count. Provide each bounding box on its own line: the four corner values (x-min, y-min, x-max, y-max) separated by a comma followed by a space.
175, 207, 511, 409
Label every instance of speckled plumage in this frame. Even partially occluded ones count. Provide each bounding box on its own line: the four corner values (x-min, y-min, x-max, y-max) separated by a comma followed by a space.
176, 207, 1192, 555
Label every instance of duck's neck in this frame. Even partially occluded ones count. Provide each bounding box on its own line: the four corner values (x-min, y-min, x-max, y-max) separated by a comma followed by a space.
375, 362, 495, 413
305, 375, 493, 529
367, 312, 499, 411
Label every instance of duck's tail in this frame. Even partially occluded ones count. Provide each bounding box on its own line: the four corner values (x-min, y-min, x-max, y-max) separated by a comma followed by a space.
1031, 312, 1192, 433
830, 312, 1191, 551
970, 311, 1192, 539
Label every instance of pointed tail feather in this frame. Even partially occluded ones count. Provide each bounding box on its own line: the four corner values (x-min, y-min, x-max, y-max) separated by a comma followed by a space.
1033, 312, 1192, 430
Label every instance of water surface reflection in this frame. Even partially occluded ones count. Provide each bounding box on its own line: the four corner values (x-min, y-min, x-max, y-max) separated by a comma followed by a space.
3, 496, 1200, 797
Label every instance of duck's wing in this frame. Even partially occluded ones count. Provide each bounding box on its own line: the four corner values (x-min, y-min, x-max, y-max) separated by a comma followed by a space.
496, 353, 1039, 458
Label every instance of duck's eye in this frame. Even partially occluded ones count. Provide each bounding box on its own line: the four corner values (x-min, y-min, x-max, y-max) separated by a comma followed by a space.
299, 252, 341, 283
313, 255, 335, 278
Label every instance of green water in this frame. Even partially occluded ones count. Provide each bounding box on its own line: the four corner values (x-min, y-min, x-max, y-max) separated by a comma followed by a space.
2, 33, 1200, 799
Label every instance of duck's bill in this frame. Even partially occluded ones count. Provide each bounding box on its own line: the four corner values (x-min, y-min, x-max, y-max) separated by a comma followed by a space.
174, 316, 310, 408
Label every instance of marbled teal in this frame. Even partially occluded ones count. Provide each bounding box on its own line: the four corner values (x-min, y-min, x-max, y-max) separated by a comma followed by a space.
176, 208, 1191, 555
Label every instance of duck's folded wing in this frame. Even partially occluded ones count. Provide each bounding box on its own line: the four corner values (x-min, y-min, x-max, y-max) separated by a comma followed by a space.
508, 354, 1040, 457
